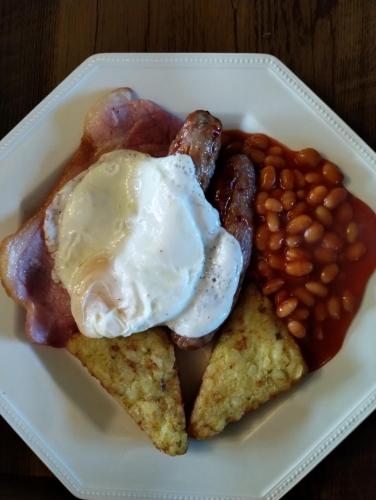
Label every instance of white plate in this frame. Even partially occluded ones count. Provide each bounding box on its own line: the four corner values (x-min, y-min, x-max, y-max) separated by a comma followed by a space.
0, 53, 375, 500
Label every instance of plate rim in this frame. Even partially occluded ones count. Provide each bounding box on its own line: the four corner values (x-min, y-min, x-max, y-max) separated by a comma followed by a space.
0, 52, 375, 500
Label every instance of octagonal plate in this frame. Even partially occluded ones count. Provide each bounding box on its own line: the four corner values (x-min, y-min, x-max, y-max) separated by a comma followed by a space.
0, 53, 375, 500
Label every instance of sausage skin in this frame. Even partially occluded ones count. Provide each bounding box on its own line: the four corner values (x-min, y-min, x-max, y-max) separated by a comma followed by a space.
168, 110, 222, 191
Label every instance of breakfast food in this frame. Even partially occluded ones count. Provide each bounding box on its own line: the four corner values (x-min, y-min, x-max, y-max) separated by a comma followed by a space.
67, 328, 187, 455
1, 87, 375, 455
0, 88, 182, 346
188, 134, 374, 437
171, 153, 256, 350
168, 110, 226, 350
189, 283, 306, 439
168, 110, 222, 191
221, 132, 376, 370
211, 153, 256, 285
0, 88, 188, 454
0, 88, 251, 454
45, 149, 243, 340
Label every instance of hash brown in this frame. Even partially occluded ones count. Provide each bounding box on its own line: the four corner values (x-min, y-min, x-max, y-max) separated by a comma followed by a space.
67, 327, 187, 455
189, 283, 307, 439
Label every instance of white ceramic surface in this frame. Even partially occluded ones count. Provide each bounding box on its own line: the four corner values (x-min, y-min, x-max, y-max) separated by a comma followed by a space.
0, 53, 375, 500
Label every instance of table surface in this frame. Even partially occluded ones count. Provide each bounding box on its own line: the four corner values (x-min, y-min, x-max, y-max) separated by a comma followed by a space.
0, 0, 375, 499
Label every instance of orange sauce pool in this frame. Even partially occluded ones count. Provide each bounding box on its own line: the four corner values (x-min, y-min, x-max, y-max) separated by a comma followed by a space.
221, 131, 376, 371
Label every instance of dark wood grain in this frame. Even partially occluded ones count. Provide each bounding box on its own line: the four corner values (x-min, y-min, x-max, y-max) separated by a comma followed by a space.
0, 0, 375, 498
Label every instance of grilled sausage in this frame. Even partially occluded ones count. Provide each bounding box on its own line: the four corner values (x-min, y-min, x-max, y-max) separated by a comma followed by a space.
171, 154, 256, 350
168, 110, 222, 191
211, 154, 256, 281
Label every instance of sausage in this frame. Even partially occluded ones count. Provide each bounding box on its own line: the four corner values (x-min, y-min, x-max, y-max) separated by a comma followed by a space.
168, 110, 222, 191
168, 110, 222, 350
171, 154, 256, 350
211, 153, 256, 282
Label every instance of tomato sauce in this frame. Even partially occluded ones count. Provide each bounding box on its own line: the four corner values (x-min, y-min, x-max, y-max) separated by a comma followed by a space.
303, 196, 376, 369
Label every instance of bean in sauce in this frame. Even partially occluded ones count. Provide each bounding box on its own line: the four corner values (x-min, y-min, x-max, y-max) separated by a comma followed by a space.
221, 130, 376, 371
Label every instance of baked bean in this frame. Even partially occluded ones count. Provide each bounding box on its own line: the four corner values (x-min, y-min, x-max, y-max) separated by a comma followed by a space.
241, 143, 251, 156
281, 190, 296, 210
305, 281, 328, 297
251, 137, 368, 349
293, 287, 315, 306
322, 161, 343, 185
260, 166, 276, 191
335, 202, 353, 223
266, 212, 280, 232
294, 170, 306, 188
291, 307, 310, 320
248, 133, 269, 150
287, 320, 306, 338
280, 169, 295, 190
314, 302, 327, 322
320, 264, 339, 284
307, 185, 328, 206
269, 231, 284, 251
262, 278, 285, 295
265, 197, 283, 212
285, 260, 313, 277
305, 172, 322, 184
314, 247, 337, 263
285, 247, 311, 261
297, 189, 306, 199
346, 242, 366, 261
286, 234, 303, 247
287, 202, 308, 220
327, 296, 341, 319
315, 205, 333, 227
296, 148, 321, 168
304, 222, 325, 244
248, 148, 266, 164
257, 259, 274, 278
346, 222, 359, 243
342, 289, 356, 312
322, 232, 343, 250
255, 191, 268, 215
268, 146, 283, 155
324, 187, 348, 210
274, 289, 289, 305
255, 225, 270, 251
277, 297, 298, 318
286, 214, 312, 234
268, 253, 285, 271
264, 155, 286, 168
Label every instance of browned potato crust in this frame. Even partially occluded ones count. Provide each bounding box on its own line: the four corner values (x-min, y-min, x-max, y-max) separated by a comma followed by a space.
189, 284, 307, 439
67, 327, 187, 456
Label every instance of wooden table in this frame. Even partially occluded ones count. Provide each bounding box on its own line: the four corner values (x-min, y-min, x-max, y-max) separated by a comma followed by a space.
1, 1, 375, 498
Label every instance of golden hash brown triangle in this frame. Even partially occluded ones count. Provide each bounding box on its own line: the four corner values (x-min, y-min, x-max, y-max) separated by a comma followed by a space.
189, 283, 307, 439
67, 327, 187, 455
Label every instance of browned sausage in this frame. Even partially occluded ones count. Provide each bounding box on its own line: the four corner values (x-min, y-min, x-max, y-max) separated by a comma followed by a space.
168, 110, 222, 191
171, 154, 256, 350
211, 153, 256, 281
